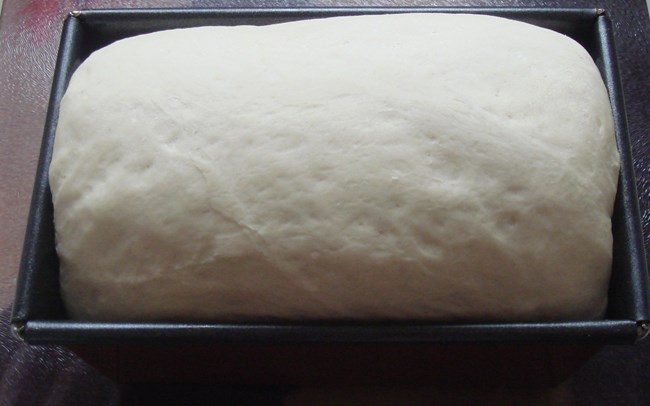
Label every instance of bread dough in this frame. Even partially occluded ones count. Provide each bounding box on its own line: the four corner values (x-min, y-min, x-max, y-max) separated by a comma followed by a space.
50, 13, 620, 321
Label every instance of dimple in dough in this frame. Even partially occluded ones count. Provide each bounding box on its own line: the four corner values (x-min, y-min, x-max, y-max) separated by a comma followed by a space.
50, 13, 620, 321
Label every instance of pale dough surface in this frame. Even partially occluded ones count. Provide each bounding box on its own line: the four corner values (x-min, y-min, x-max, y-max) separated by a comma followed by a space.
50, 13, 620, 321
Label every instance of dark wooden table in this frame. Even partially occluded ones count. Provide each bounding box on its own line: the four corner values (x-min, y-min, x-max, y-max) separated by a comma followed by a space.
1, 0, 649, 404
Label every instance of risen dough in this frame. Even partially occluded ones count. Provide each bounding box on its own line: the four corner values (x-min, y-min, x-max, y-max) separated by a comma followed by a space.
50, 13, 620, 321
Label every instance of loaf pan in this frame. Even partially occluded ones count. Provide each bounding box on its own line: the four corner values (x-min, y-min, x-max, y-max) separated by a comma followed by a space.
11, 7, 650, 345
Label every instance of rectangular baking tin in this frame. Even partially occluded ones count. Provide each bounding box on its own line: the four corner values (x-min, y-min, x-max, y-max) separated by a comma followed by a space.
11, 8, 650, 345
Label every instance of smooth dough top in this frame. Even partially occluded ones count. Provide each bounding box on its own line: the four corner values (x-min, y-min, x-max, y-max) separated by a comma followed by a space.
50, 13, 620, 321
